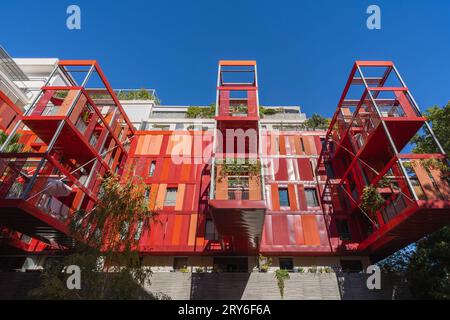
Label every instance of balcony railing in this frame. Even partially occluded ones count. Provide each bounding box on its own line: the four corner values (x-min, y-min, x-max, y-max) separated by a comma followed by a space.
0, 154, 99, 223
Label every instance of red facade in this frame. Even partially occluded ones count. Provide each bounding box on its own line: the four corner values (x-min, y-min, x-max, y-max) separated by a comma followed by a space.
0, 60, 448, 262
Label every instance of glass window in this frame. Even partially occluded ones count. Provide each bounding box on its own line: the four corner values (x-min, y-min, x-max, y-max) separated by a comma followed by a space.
300, 138, 305, 152
305, 188, 319, 207
164, 187, 178, 206
149, 161, 156, 177
279, 258, 294, 271
205, 219, 219, 240
279, 188, 290, 207
173, 257, 188, 271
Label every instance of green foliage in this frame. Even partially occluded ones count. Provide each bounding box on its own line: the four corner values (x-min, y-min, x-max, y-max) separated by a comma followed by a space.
309, 266, 318, 273
275, 269, 290, 299
230, 104, 248, 114
117, 89, 158, 103
259, 107, 281, 117
360, 185, 385, 218
304, 113, 331, 130
412, 102, 450, 154
378, 246, 413, 273
407, 227, 450, 299
259, 254, 272, 273
217, 158, 261, 181
0, 131, 24, 153
29, 175, 161, 300
380, 103, 450, 299
186, 104, 215, 119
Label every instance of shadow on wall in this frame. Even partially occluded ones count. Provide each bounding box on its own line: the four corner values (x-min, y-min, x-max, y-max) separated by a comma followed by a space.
190, 273, 251, 300
338, 273, 411, 300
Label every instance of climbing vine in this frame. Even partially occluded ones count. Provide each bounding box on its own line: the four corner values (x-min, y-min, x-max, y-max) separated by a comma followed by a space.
216, 158, 261, 181
361, 185, 385, 219
275, 269, 290, 299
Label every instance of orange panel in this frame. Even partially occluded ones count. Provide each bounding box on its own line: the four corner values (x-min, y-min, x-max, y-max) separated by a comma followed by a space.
430, 167, 450, 198
288, 184, 298, 210
135, 136, 145, 154
175, 184, 186, 210
147, 135, 163, 155
288, 136, 297, 155
302, 215, 321, 246
172, 215, 183, 245
219, 60, 256, 66
147, 184, 159, 210
180, 164, 190, 181
188, 214, 198, 246
279, 135, 287, 155
294, 136, 303, 155
249, 176, 261, 200
155, 184, 167, 209
215, 166, 228, 200
160, 158, 171, 180
413, 160, 438, 199
303, 136, 312, 155
294, 215, 305, 245
271, 184, 280, 211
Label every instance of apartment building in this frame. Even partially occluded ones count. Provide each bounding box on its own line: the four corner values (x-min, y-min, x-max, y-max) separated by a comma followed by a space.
0, 56, 448, 276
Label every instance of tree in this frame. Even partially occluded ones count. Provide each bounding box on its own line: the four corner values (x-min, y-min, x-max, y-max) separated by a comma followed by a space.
407, 227, 450, 299
304, 113, 331, 130
411, 103, 450, 154
379, 102, 450, 299
0, 131, 24, 153
29, 175, 167, 300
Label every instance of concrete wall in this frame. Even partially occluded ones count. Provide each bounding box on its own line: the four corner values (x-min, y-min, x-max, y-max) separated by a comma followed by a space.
0, 271, 411, 300
145, 272, 411, 300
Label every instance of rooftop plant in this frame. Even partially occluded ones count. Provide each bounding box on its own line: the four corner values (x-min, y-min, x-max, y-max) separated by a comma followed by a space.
186, 104, 215, 119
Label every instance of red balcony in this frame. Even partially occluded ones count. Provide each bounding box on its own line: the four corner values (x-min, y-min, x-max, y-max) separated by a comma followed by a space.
355, 155, 450, 258
0, 153, 101, 247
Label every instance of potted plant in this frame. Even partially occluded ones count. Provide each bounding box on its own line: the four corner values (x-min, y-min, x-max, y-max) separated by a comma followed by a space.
259, 254, 272, 273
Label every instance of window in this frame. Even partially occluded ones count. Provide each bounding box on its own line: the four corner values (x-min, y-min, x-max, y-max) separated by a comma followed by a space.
336, 219, 351, 241
305, 188, 319, 207
164, 187, 178, 206
309, 161, 315, 178
278, 188, 290, 207
300, 138, 305, 152
279, 258, 294, 271
173, 257, 188, 271
144, 188, 150, 201
149, 161, 156, 177
205, 219, 219, 240
340, 260, 363, 273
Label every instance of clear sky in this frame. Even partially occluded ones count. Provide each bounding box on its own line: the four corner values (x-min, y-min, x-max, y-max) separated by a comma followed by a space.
1, 0, 449, 117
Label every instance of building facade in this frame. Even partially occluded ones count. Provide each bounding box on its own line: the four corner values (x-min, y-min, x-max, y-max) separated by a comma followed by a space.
0, 56, 448, 278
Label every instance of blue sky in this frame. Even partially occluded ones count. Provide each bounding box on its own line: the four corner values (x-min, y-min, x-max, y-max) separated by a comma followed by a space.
1, 0, 449, 117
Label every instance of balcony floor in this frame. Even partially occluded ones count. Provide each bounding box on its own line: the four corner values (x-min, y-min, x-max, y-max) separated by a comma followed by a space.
0, 199, 73, 248
209, 200, 266, 254
358, 200, 450, 260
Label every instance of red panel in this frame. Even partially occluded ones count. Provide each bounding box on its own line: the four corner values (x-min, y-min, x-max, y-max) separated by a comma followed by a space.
271, 215, 289, 245
298, 158, 314, 181
275, 158, 288, 181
